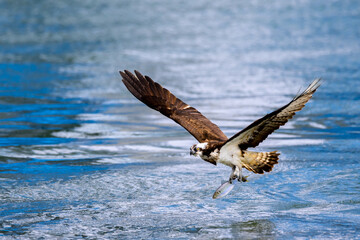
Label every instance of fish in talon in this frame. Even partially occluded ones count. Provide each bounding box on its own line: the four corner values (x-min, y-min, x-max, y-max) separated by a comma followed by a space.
213, 181, 235, 199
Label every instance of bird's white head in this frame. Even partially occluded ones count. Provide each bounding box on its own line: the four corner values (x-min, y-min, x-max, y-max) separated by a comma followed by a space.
190, 142, 208, 157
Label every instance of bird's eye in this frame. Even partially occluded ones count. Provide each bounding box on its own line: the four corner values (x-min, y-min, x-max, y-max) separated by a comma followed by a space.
196, 147, 199, 151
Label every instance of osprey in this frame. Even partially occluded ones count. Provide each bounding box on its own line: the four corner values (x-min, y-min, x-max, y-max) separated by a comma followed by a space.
120, 70, 321, 184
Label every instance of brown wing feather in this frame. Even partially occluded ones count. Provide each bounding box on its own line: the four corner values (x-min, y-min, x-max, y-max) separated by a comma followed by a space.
120, 70, 228, 143
222, 78, 322, 150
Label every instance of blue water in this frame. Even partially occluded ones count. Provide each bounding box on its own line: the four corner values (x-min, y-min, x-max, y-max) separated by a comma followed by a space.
1, 0, 360, 239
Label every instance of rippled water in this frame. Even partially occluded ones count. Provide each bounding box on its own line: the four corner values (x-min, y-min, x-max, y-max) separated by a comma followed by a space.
1, 0, 360, 239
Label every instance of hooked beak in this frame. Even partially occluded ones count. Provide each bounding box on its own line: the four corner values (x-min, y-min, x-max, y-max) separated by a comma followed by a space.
190, 148, 196, 156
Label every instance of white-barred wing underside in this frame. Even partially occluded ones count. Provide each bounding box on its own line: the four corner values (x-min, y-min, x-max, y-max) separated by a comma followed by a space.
222, 78, 321, 150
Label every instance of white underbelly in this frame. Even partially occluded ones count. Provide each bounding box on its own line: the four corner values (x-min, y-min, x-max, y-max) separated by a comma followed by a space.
218, 144, 244, 167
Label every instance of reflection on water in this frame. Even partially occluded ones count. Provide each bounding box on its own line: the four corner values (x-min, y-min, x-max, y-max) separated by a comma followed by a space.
229, 220, 276, 240
1, 0, 360, 239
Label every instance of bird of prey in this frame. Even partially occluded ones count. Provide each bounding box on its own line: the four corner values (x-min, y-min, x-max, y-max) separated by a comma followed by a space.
120, 70, 321, 185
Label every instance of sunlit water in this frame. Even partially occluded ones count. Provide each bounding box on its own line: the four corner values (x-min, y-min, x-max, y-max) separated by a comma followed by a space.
1, 0, 360, 239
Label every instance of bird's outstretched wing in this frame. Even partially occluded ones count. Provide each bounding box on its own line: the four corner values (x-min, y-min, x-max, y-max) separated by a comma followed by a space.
222, 79, 322, 150
120, 70, 228, 143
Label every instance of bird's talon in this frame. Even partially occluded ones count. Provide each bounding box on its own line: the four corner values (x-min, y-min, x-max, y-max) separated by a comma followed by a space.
238, 175, 248, 182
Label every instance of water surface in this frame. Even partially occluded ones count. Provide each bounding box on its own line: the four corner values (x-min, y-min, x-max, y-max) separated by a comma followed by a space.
1, 0, 360, 239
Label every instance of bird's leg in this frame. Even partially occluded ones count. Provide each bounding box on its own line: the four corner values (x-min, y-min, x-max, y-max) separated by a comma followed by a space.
229, 165, 248, 183
229, 166, 240, 184
236, 166, 248, 182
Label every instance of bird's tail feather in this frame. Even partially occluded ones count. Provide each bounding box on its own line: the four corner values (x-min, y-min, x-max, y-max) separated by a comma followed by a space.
242, 150, 280, 174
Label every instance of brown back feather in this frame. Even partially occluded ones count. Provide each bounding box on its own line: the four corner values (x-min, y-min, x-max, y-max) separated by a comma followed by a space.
120, 70, 228, 143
